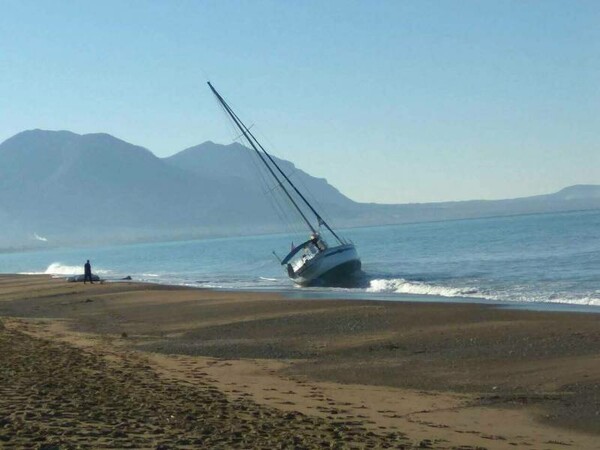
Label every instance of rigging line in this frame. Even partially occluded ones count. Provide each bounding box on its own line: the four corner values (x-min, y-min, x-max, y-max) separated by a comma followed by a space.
252, 150, 306, 234
245, 141, 273, 192
215, 97, 344, 244
265, 184, 314, 235
257, 158, 299, 230
266, 188, 292, 231
251, 135, 345, 244
212, 96, 273, 198
247, 140, 311, 233
242, 123, 317, 197
215, 92, 344, 245
295, 173, 336, 230
263, 156, 311, 232
263, 180, 290, 196
230, 123, 304, 233
247, 125, 334, 228
229, 115, 301, 228
210, 87, 315, 233
233, 124, 254, 142
259, 148, 328, 221
213, 97, 284, 224
273, 188, 302, 234
240, 118, 302, 183
208, 82, 317, 236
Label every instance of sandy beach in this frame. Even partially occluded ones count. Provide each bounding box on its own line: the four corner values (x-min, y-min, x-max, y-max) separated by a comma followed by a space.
1, 275, 599, 449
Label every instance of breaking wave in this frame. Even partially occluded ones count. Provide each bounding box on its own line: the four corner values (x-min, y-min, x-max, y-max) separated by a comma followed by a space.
367, 278, 480, 298
366, 278, 600, 306
20, 262, 111, 276
574, 297, 600, 306
44, 263, 83, 275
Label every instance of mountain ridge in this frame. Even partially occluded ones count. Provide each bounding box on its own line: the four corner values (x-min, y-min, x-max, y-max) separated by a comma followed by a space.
0, 129, 598, 250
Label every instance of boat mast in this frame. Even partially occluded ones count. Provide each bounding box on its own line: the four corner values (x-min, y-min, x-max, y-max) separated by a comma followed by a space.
207, 82, 344, 246
207, 82, 317, 235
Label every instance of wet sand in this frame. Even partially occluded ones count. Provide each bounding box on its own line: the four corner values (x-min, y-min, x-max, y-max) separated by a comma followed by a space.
1, 275, 599, 449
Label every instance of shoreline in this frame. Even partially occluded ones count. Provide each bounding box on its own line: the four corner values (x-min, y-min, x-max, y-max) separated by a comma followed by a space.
279, 287, 600, 314
21, 271, 600, 314
1, 274, 600, 449
94, 277, 600, 315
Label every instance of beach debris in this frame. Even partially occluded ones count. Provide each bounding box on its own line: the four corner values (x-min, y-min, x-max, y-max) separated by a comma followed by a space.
66, 274, 100, 283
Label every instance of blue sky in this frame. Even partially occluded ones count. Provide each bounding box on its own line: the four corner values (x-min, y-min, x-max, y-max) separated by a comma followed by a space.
1, 0, 598, 203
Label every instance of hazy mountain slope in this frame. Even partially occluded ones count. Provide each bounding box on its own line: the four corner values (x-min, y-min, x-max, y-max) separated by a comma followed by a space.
1, 130, 196, 226
165, 141, 356, 208
0, 129, 598, 250
351, 185, 600, 227
0, 130, 278, 246
550, 185, 600, 200
165, 142, 600, 228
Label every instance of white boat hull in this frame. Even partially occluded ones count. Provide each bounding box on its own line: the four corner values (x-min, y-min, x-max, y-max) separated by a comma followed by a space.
288, 243, 361, 286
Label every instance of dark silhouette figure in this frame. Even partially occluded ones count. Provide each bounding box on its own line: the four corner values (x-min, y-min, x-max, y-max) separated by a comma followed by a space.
84, 260, 94, 284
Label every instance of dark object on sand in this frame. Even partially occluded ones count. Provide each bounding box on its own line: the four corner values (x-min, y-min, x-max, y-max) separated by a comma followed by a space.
67, 274, 101, 283
121, 276, 132, 281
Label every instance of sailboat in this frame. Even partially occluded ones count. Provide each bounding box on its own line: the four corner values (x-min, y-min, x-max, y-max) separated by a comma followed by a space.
208, 82, 361, 286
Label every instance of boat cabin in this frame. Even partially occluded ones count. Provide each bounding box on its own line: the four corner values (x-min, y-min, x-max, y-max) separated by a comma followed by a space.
282, 235, 328, 277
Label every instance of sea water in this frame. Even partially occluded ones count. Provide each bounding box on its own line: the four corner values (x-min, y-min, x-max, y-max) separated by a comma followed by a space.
0, 210, 598, 308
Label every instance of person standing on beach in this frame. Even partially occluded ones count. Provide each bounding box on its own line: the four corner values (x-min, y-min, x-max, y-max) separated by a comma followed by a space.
84, 260, 94, 284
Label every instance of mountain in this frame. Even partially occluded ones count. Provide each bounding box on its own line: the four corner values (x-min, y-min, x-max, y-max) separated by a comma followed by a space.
165, 141, 354, 207
0, 130, 360, 249
0, 130, 280, 247
352, 184, 600, 227
0, 129, 598, 250
550, 185, 600, 200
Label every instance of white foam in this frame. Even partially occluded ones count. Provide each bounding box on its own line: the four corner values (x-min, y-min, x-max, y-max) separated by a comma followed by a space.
44, 263, 83, 275
33, 233, 48, 242
579, 297, 600, 306
366, 278, 600, 307
501, 294, 600, 307
20, 262, 111, 276
367, 278, 480, 298
194, 282, 223, 289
